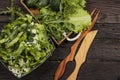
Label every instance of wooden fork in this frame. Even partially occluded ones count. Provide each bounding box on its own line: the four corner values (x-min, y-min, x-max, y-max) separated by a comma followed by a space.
54, 8, 100, 80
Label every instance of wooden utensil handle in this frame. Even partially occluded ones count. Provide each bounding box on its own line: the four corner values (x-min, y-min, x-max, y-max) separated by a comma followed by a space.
54, 56, 69, 80
67, 30, 98, 80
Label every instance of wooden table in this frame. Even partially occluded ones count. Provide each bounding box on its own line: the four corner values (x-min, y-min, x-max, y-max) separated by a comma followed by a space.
0, 0, 120, 80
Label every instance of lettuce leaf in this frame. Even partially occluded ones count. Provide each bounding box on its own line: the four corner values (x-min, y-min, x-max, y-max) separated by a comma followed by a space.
36, 0, 91, 42
67, 8, 91, 33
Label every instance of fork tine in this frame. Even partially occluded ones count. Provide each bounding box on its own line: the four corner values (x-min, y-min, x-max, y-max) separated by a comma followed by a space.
87, 10, 100, 32
92, 10, 100, 25
90, 8, 97, 16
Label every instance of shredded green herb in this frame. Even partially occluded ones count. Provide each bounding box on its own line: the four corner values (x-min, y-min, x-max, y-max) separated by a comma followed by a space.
0, 14, 54, 77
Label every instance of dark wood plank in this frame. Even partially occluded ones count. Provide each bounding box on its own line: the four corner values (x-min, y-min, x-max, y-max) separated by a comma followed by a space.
87, 38, 120, 61
0, 16, 9, 22
49, 24, 120, 61
77, 61, 120, 80
0, 59, 120, 80
51, 37, 120, 61
94, 24, 120, 39
1, 61, 120, 80
0, 0, 120, 23
59, 61, 120, 80
86, 0, 120, 23
0, 0, 120, 80
0, 0, 10, 10
0, 63, 18, 80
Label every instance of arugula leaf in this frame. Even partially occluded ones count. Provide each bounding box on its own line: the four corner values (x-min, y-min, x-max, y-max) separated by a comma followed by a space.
37, 0, 91, 42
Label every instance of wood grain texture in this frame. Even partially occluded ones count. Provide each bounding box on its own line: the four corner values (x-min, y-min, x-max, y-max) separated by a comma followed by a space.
50, 23, 120, 61
67, 30, 98, 80
0, 0, 120, 80
86, 0, 120, 23
54, 10, 99, 80
73, 61, 120, 80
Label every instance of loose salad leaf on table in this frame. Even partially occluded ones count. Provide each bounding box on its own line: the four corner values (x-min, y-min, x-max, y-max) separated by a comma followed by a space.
0, 14, 54, 77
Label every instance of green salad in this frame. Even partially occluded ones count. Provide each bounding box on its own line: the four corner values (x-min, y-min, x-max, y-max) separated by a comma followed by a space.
0, 0, 92, 78
24, 0, 92, 42
0, 14, 54, 77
